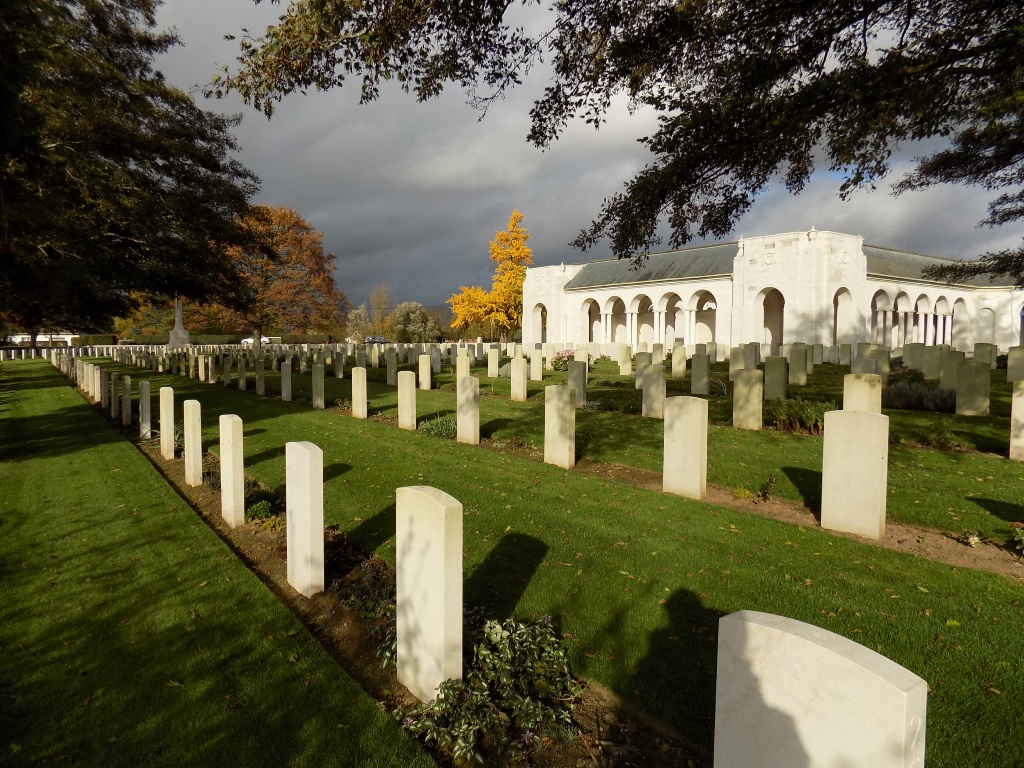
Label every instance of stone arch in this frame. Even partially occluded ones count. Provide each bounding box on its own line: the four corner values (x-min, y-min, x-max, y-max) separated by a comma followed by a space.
579, 298, 601, 343
659, 292, 684, 345
870, 290, 893, 345
689, 290, 718, 344
532, 303, 548, 344
833, 288, 857, 346
758, 287, 785, 354
977, 306, 996, 347
933, 297, 951, 345
607, 297, 627, 344
892, 292, 912, 349
952, 298, 970, 350
912, 294, 932, 345
631, 294, 655, 347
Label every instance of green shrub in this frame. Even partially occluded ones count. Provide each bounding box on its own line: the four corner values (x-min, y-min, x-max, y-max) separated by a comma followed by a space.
926, 416, 961, 451
882, 381, 955, 412
247, 499, 274, 521
763, 398, 834, 435
420, 414, 457, 439
397, 615, 582, 765
887, 365, 925, 386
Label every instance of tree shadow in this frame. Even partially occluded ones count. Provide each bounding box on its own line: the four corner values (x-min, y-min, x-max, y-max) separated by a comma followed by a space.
782, 466, 822, 516
464, 533, 548, 622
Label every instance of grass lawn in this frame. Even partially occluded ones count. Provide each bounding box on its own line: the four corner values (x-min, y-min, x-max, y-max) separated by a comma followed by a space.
79, 354, 1024, 768
0, 360, 435, 768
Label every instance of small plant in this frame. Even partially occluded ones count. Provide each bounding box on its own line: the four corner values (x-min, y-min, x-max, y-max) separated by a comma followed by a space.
203, 466, 221, 491
887, 365, 926, 386
396, 614, 583, 765
261, 516, 285, 532
732, 487, 752, 500
882, 381, 955, 412
757, 473, 777, 502
420, 414, 457, 439
1010, 523, 1024, 551
506, 434, 526, 449
335, 398, 351, 411
550, 349, 592, 371
964, 531, 982, 548
580, 399, 603, 411
248, 499, 274, 521
926, 416, 961, 451
763, 398, 835, 435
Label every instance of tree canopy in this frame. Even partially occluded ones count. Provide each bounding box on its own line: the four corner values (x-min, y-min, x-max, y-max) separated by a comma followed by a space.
391, 301, 443, 343
1, 0, 261, 335
450, 210, 532, 340
217, 1, 1023, 282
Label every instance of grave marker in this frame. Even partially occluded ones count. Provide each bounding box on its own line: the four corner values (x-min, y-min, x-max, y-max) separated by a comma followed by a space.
219, 414, 245, 528
663, 397, 707, 499
183, 399, 202, 487
286, 441, 325, 598
352, 367, 368, 419
544, 385, 576, 469
821, 410, 889, 539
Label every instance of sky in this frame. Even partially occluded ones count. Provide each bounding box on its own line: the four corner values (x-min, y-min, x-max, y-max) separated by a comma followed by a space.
154, 0, 1024, 310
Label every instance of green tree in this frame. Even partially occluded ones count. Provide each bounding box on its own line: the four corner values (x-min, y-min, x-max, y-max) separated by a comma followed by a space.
1, 0, 260, 340
216, 1, 1024, 282
391, 302, 443, 343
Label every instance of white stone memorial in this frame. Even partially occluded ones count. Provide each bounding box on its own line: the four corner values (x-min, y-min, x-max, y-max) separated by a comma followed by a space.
732, 369, 763, 430
821, 410, 889, 539
663, 397, 707, 499
312, 363, 326, 409
764, 356, 787, 400
219, 414, 245, 528
286, 441, 325, 598
510, 357, 527, 402
690, 353, 710, 395
418, 354, 432, 391
183, 399, 202, 487
642, 365, 666, 419
843, 373, 882, 414
351, 367, 368, 419
567, 361, 587, 408
139, 380, 151, 439
544, 385, 576, 469
457, 376, 479, 445
396, 486, 463, 702
159, 387, 174, 460
398, 370, 417, 430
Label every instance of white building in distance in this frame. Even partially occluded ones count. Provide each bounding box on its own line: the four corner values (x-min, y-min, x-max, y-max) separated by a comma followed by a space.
522, 228, 1023, 354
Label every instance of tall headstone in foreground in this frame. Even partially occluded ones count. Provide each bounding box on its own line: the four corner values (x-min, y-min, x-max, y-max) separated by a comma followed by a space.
544, 385, 576, 469
956, 360, 990, 416
219, 414, 245, 528
396, 485, 463, 702
286, 441, 325, 598
183, 399, 202, 487
843, 373, 882, 414
457, 376, 479, 445
714, 610, 927, 768
821, 409, 889, 539
732, 369, 763, 430
351, 367, 368, 419
398, 370, 417, 430
1011, 380, 1024, 461
159, 387, 174, 460
663, 396, 707, 499
510, 357, 527, 402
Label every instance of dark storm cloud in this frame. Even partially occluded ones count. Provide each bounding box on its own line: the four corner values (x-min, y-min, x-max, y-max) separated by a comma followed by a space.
156, 1, 1024, 309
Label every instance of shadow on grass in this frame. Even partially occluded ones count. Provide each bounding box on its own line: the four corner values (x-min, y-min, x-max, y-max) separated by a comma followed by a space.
481, 417, 514, 439
324, 462, 353, 482
349, 504, 397, 553
972, 497, 1024, 526
464, 533, 548, 622
0, 402, 121, 462
782, 466, 822, 515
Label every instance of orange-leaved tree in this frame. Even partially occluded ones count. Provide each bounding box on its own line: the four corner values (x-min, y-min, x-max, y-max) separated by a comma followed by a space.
193, 205, 350, 346
449, 210, 532, 340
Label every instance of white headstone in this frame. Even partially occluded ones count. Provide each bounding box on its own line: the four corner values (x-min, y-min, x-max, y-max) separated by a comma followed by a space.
351, 367, 367, 419
312, 363, 325, 409
159, 387, 174, 460
219, 414, 245, 528
281, 361, 292, 402
457, 375, 479, 445
398, 370, 417, 430
183, 399, 202, 487
843, 373, 882, 414
286, 441, 325, 598
821, 410, 889, 539
544, 385, 576, 469
663, 396, 707, 499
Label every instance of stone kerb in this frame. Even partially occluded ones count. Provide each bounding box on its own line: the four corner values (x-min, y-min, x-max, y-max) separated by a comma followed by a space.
821, 410, 889, 539
732, 369, 763, 430
544, 385, 576, 469
1011, 380, 1024, 461
159, 387, 174, 460
219, 414, 245, 528
568, 361, 588, 408
788, 348, 808, 386
457, 376, 480, 445
139, 380, 151, 439
955, 360, 990, 416
183, 399, 202, 487
690, 353, 710, 395
663, 396, 707, 499
418, 354, 432, 391
713, 610, 927, 768
843, 373, 882, 414
398, 370, 417, 430
286, 441, 325, 598
642, 365, 666, 419
396, 486, 463, 703
763, 356, 787, 401
510, 358, 527, 402
311, 363, 326, 409
352, 367, 368, 419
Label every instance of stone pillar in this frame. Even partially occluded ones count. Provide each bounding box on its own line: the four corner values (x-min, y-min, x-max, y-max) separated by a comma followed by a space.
567, 360, 587, 408
139, 380, 151, 439
418, 354, 432, 391
510, 358, 527, 402
312, 363, 325, 409
764, 356, 787, 400
183, 399, 202, 487
732, 369, 763, 430
713, 610, 926, 768
159, 387, 174, 460
286, 441, 325, 598
219, 414, 245, 528
821, 410, 889, 539
544, 385, 576, 469
1010, 380, 1024, 461
398, 370, 417, 430
351, 367, 368, 419
955, 360, 990, 416
396, 485, 463, 702
457, 376, 479, 445
788, 347, 808, 386
121, 375, 132, 426
663, 396, 707, 499
843, 373, 882, 413
690, 353, 710, 395
642, 365, 666, 419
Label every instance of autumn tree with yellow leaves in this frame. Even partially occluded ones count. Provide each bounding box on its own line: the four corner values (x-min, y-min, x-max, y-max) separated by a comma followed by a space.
449, 210, 532, 340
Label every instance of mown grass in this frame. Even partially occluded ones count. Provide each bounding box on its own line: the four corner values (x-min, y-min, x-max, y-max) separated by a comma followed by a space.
84, 355, 1024, 768
0, 360, 434, 768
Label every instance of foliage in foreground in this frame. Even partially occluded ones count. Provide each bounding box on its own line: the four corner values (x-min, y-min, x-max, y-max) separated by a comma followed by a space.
396, 615, 582, 765
762, 397, 835, 435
